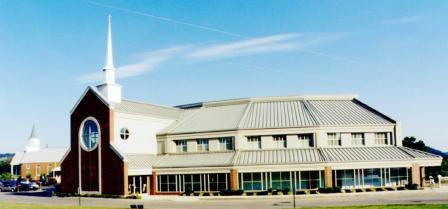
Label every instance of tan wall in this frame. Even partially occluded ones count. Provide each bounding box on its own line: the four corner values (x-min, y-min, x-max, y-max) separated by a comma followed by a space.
19, 162, 59, 180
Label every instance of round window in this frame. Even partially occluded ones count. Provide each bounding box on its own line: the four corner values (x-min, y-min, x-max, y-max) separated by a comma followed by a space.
120, 128, 130, 140
80, 119, 100, 151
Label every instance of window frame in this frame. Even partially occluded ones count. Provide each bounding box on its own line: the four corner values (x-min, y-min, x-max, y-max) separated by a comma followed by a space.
247, 136, 261, 150
196, 139, 209, 152
327, 133, 341, 147
351, 133, 365, 146
175, 140, 187, 153
120, 128, 130, 140
273, 135, 287, 149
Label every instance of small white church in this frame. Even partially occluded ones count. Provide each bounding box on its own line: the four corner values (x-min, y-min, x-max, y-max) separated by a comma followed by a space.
10, 126, 68, 181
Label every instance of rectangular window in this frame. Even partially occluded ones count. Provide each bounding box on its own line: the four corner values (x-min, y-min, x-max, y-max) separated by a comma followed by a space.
209, 173, 228, 191
336, 170, 355, 189
363, 168, 382, 187
242, 173, 263, 191
327, 133, 341, 146
175, 140, 187, 153
271, 172, 291, 190
273, 135, 287, 148
375, 133, 388, 145
247, 136, 261, 150
298, 134, 314, 147
196, 139, 209, 152
185, 174, 201, 192
351, 133, 365, 146
159, 175, 177, 192
389, 167, 408, 186
219, 137, 233, 151
47, 164, 52, 175
36, 165, 41, 177
299, 171, 321, 190
26, 164, 30, 175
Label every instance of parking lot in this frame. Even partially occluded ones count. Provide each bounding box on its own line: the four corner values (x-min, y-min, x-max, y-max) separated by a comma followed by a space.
1, 188, 448, 209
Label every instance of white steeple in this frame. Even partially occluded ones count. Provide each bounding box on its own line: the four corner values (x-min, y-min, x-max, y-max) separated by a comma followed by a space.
97, 15, 122, 103
25, 125, 40, 152
103, 15, 115, 83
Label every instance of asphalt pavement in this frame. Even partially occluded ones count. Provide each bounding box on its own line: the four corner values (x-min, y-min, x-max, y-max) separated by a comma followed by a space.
0, 188, 447, 209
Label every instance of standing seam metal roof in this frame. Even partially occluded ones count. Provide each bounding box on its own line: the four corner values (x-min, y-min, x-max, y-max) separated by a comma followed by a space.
148, 146, 441, 168
162, 96, 395, 135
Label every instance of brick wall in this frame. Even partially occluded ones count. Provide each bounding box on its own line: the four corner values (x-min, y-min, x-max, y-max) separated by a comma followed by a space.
61, 89, 127, 195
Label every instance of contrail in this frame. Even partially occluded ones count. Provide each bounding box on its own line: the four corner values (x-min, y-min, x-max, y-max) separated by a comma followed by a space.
82, 0, 378, 70
83, 0, 248, 39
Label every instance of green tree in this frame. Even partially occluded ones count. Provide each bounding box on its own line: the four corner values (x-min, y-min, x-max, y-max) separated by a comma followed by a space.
402, 136, 427, 152
0, 172, 13, 180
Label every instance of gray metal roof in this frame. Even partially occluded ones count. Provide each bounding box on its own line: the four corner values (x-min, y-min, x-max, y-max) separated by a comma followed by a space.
151, 146, 441, 169
306, 100, 393, 126
160, 95, 395, 135
115, 100, 183, 120
154, 152, 235, 168
400, 147, 443, 159
126, 154, 161, 169
234, 148, 323, 166
10, 148, 68, 165
161, 103, 248, 134
320, 147, 411, 162
240, 101, 319, 129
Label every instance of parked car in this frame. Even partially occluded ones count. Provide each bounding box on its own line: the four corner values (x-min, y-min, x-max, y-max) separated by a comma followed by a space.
16, 180, 40, 191
0, 181, 17, 192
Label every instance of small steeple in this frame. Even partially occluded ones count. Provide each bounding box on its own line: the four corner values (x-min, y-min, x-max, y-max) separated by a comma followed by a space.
97, 15, 122, 103
29, 125, 38, 139
25, 125, 40, 152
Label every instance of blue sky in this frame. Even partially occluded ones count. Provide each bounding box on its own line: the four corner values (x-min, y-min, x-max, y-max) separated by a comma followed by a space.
0, 0, 447, 152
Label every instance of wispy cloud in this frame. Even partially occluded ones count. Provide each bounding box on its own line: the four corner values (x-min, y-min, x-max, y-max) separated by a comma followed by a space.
78, 33, 345, 82
77, 46, 190, 82
383, 15, 423, 25
186, 33, 345, 60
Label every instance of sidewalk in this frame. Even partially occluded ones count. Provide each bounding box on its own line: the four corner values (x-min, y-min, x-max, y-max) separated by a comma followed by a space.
140, 187, 448, 201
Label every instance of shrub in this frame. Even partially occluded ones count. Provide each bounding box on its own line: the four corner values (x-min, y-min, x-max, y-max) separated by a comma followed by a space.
282, 188, 291, 194
184, 189, 194, 196
219, 189, 244, 196
406, 184, 419, 190
317, 187, 342, 193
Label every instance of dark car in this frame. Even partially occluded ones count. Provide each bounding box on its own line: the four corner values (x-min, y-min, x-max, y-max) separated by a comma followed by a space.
0, 181, 17, 192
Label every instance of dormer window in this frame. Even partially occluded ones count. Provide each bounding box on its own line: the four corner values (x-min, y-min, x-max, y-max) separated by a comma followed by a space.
298, 134, 314, 147
375, 133, 388, 145
175, 140, 187, 153
219, 137, 233, 151
351, 133, 365, 146
197, 139, 209, 152
327, 133, 341, 146
273, 135, 287, 148
247, 136, 261, 150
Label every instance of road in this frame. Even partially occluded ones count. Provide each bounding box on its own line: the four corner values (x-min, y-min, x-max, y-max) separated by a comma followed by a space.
1, 189, 448, 209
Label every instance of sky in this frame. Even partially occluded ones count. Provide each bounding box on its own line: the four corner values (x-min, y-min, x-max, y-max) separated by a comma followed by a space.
0, 0, 447, 152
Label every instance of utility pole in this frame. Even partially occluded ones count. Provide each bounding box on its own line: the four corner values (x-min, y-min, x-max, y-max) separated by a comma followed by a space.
78, 187, 81, 207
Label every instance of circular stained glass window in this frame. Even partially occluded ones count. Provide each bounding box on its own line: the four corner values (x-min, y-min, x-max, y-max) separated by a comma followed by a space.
80, 119, 100, 151
120, 128, 130, 140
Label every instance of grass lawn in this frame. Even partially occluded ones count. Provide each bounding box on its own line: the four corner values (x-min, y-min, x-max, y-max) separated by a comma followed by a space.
0, 202, 124, 209
298, 205, 448, 209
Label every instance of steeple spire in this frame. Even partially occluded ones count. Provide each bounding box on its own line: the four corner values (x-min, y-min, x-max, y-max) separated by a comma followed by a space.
103, 15, 115, 71
26, 125, 40, 152
30, 124, 38, 139
97, 15, 122, 103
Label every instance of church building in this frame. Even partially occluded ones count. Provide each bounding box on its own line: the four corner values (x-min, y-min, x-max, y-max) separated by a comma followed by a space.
10, 126, 67, 182
60, 17, 442, 196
